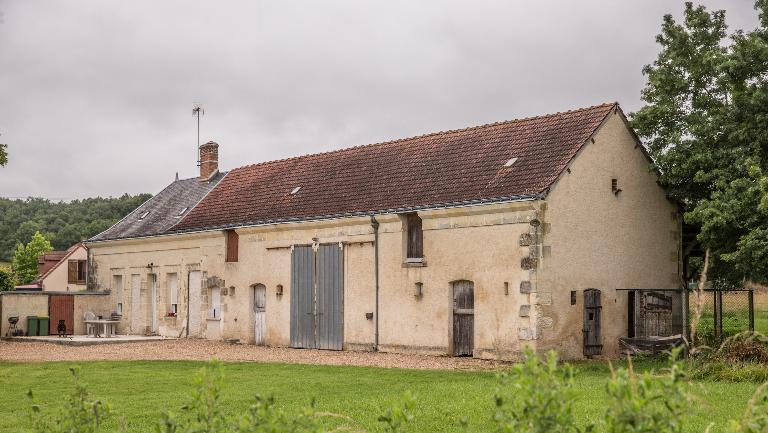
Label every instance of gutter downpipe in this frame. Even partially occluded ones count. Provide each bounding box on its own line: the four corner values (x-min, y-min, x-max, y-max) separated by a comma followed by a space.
370, 215, 380, 351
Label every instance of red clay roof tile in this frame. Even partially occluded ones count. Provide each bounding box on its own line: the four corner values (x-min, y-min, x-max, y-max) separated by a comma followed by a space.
172, 103, 617, 231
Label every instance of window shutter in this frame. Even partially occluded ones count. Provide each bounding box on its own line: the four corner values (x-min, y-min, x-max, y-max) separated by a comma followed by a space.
226, 230, 239, 262
67, 260, 78, 284
406, 213, 423, 259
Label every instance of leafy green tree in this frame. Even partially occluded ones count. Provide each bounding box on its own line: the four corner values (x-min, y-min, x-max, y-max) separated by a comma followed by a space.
631, 1, 768, 283
0, 143, 7, 166
11, 231, 53, 285
0, 269, 13, 291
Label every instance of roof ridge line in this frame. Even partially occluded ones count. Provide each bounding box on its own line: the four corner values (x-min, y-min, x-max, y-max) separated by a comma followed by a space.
233, 102, 618, 172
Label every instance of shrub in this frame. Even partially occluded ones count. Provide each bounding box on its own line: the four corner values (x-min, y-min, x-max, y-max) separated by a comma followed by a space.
493, 347, 579, 433
601, 348, 688, 433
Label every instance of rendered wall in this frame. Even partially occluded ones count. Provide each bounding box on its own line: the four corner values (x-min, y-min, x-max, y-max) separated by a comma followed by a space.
88, 202, 538, 358
0, 293, 49, 336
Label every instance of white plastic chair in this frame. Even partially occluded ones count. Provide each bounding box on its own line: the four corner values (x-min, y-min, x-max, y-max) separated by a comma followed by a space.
84, 311, 96, 336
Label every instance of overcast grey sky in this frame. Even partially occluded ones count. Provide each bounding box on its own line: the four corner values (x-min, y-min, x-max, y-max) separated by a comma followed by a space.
0, 1, 760, 199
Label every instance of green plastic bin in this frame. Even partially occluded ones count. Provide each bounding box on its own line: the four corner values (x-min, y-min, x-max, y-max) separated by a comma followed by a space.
37, 316, 49, 336
26, 316, 39, 336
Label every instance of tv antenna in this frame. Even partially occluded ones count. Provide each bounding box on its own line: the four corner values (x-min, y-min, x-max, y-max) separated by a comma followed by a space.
192, 104, 205, 167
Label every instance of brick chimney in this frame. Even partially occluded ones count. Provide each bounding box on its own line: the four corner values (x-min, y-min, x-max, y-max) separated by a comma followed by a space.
199, 141, 219, 180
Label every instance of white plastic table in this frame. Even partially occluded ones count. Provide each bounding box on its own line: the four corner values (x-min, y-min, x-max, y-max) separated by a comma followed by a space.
84, 319, 120, 337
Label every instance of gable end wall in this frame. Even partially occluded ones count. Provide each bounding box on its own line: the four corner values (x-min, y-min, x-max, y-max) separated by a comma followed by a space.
536, 110, 681, 358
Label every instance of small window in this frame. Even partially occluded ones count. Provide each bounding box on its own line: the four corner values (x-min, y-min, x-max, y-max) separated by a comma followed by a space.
168, 273, 179, 314
68, 260, 87, 284
113, 275, 123, 314
178, 207, 188, 216
406, 213, 423, 259
209, 287, 221, 319
290, 186, 302, 195
139, 211, 150, 220
611, 178, 622, 195
225, 230, 239, 262
504, 157, 518, 167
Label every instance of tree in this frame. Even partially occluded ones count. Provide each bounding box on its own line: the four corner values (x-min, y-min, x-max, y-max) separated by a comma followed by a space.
0, 143, 6, 166
631, 1, 768, 284
11, 231, 53, 285
0, 270, 12, 291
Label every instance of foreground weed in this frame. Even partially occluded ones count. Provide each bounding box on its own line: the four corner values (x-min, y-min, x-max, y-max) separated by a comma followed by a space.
601, 348, 688, 433
26, 367, 109, 433
493, 347, 579, 433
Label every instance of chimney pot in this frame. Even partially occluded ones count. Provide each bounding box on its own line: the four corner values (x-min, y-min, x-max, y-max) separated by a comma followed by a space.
199, 141, 219, 180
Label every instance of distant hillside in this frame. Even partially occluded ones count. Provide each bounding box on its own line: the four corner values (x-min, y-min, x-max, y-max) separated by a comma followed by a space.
0, 194, 151, 262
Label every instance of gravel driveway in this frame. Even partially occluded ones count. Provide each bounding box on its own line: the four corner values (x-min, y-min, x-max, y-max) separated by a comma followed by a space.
0, 339, 502, 370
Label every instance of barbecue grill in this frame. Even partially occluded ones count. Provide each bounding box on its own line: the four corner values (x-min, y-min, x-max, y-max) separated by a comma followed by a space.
6, 316, 20, 337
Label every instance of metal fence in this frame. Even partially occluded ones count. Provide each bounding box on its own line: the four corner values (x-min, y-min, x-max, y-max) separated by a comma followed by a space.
689, 289, 756, 345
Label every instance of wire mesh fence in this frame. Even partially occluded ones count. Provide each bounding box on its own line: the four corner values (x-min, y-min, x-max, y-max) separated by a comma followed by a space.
690, 289, 756, 345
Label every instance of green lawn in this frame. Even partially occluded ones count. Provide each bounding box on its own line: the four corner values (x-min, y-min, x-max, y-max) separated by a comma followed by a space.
0, 360, 759, 433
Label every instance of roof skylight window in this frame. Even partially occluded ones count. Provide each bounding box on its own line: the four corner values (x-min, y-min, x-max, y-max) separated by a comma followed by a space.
504, 157, 518, 167
138, 211, 150, 220
178, 207, 188, 216
290, 186, 302, 195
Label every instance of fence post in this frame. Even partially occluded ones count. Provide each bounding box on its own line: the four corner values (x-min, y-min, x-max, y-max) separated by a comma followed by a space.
682, 288, 690, 341
714, 290, 723, 341
749, 290, 755, 333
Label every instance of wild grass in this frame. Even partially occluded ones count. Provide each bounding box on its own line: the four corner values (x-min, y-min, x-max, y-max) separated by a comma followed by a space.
0, 360, 759, 433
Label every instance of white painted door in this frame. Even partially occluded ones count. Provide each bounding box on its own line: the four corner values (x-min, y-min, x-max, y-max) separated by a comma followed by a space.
150, 274, 158, 333
253, 284, 266, 345
130, 274, 141, 334
188, 271, 201, 337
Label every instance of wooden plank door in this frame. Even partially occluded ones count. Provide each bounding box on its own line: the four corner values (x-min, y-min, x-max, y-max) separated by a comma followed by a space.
253, 284, 266, 345
453, 280, 474, 356
290, 245, 315, 348
290, 244, 344, 350
49, 295, 74, 335
316, 244, 343, 350
583, 289, 603, 356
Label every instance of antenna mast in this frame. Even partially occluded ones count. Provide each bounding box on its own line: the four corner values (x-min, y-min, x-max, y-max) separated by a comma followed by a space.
192, 104, 205, 167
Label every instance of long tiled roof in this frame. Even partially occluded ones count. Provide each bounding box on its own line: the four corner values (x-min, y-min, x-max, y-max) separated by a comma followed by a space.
90, 172, 225, 241
172, 103, 617, 232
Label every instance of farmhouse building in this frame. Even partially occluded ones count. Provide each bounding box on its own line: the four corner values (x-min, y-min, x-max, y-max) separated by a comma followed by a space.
14, 242, 89, 292
84, 102, 681, 359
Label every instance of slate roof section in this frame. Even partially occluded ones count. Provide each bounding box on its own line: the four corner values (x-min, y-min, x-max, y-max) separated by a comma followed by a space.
172, 103, 617, 232
90, 172, 225, 241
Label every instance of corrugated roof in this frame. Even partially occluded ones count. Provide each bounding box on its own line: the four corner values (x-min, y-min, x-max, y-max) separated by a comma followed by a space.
172, 103, 616, 232
90, 172, 225, 241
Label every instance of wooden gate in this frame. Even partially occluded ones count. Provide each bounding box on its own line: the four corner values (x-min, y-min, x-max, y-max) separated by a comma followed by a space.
452, 280, 474, 356
252, 284, 266, 345
583, 289, 603, 356
49, 295, 74, 335
290, 244, 344, 350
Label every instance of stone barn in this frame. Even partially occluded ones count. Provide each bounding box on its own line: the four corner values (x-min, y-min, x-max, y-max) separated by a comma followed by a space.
86, 102, 681, 359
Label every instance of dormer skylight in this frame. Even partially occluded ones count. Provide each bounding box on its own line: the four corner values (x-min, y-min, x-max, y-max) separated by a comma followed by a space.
504, 157, 518, 167
138, 211, 150, 220
290, 186, 302, 195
